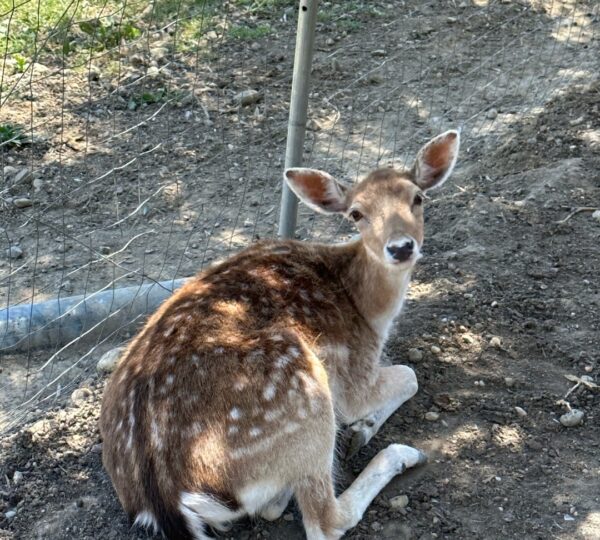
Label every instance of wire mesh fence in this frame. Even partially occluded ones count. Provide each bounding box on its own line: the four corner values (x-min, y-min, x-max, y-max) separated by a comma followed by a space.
1, 0, 598, 434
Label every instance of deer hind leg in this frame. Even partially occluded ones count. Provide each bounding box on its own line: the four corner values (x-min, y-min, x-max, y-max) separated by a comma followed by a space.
295, 444, 426, 540
345, 365, 418, 457
258, 488, 293, 521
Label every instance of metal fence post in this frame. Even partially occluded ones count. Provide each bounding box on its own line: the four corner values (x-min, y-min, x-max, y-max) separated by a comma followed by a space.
278, 0, 319, 239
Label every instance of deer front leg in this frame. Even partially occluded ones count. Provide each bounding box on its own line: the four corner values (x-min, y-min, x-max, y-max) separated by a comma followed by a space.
344, 365, 418, 458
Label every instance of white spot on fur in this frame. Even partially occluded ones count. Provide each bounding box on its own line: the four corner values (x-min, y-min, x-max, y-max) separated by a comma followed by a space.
288, 346, 301, 358
228, 425, 239, 435
187, 421, 203, 438
229, 407, 242, 420
297, 407, 308, 419
302, 306, 311, 315
270, 334, 284, 342
164, 326, 175, 337
233, 377, 248, 391
166, 374, 175, 385
249, 427, 262, 438
271, 371, 283, 384
150, 418, 163, 449
230, 435, 278, 460
191, 354, 200, 366
168, 356, 176, 366
275, 355, 291, 369
214, 347, 225, 354
263, 384, 276, 401
284, 422, 300, 434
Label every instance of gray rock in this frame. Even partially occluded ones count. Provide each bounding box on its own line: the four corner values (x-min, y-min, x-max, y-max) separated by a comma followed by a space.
234, 90, 262, 106
13, 197, 33, 208
13, 168, 32, 185
408, 348, 423, 362
88, 65, 101, 81
5, 510, 16, 520
389, 495, 409, 509
12, 471, 24, 485
560, 409, 584, 427
33, 178, 44, 192
430, 345, 441, 355
425, 411, 440, 421
3, 165, 19, 178
368, 72, 384, 84
514, 406, 527, 418
462, 333, 475, 344
593, 210, 600, 222
97, 347, 124, 374
486, 108, 498, 119
6, 245, 23, 259
490, 336, 502, 348
71, 387, 93, 405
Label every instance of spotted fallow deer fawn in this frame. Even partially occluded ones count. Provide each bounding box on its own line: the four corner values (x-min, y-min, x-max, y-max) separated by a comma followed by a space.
100, 130, 460, 540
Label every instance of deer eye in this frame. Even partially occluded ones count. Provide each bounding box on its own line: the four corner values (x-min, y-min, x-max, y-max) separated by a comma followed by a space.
349, 208, 363, 222
413, 193, 424, 207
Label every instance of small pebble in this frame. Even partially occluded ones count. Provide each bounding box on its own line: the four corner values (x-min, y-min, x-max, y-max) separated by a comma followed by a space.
490, 336, 502, 348
6, 245, 23, 259
283, 513, 294, 522
514, 406, 527, 418
462, 334, 475, 344
430, 345, 441, 355
13, 197, 33, 208
5, 510, 16, 520
234, 89, 261, 106
504, 377, 515, 387
97, 347, 124, 373
325, 37, 335, 46
425, 411, 440, 422
389, 495, 409, 509
408, 348, 423, 362
13, 471, 24, 485
560, 409, 584, 427
71, 387, 93, 405
593, 209, 600, 222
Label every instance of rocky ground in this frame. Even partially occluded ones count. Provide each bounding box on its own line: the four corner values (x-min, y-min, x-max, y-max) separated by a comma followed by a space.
1, 1, 599, 539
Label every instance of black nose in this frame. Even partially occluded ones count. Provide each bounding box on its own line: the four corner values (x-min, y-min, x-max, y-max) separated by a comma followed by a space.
387, 240, 414, 262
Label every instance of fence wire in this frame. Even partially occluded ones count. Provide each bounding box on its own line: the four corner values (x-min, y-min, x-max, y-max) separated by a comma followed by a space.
1, 0, 599, 433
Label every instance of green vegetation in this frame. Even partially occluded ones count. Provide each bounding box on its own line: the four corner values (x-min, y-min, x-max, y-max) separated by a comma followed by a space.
229, 23, 271, 40
0, 0, 292, 63
127, 89, 167, 110
0, 123, 27, 147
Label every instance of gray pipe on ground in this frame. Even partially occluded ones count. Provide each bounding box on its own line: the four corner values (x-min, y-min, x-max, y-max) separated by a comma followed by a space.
0, 279, 187, 354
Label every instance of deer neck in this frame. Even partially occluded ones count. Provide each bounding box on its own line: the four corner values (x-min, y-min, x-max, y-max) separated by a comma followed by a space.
335, 239, 413, 340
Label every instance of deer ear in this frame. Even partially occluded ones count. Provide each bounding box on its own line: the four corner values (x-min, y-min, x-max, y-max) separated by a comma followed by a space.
284, 168, 350, 214
411, 130, 460, 191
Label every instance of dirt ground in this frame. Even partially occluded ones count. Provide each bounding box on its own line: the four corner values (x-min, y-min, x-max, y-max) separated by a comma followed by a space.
1, 1, 599, 539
